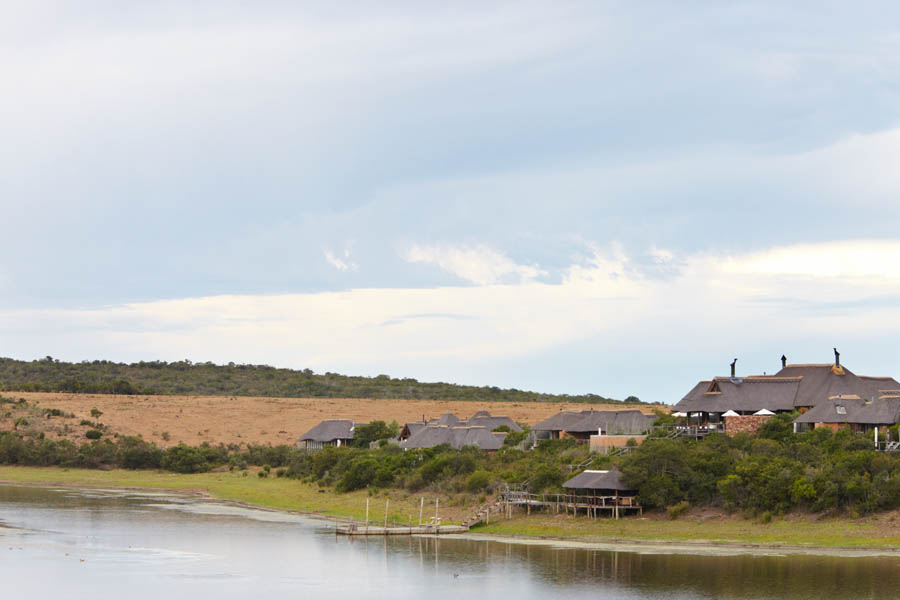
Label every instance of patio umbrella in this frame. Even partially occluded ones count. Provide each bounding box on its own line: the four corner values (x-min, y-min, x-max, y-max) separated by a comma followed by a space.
722, 410, 740, 417
753, 408, 775, 416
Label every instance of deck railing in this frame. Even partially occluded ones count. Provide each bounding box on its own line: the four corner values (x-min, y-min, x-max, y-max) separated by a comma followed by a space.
651, 423, 726, 438
503, 490, 637, 508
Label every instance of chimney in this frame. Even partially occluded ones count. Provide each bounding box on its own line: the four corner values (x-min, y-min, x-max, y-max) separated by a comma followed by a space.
730, 358, 737, 378
781, 355, 787, 369
834, 348, 840, 369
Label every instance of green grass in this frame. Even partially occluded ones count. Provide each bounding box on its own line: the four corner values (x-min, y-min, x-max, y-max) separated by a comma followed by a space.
0, 466, 466, 525
475, 513, 900, 549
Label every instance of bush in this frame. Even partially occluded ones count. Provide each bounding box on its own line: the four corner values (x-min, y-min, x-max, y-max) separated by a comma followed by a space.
667, 500, 690, 520
90, 408, 103, 418
161, 444, 210, 474
85, 430, 103, 440
336, 458, 378, 492
466, 470, 491, 493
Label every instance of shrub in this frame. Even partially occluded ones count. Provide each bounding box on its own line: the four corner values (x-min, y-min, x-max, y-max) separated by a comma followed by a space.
161, 444, 209, 474
466, 470, 491, 493
90, 408, 103, 418
85, 430, 103, 440
336, 458, 378, 492
667, 500, 690, 520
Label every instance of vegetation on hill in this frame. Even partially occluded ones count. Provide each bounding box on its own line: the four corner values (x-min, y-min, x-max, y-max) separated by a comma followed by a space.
2, 397, 898, 517
0, 356, 640, 403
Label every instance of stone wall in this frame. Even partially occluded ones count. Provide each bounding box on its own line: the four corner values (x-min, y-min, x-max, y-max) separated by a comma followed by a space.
724, 415, 771, 436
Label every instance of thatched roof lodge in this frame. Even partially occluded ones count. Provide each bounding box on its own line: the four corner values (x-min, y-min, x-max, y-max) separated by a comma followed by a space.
533, 409, 655, 442
297, 419, 358, 450
673, 350, 900, 435
399, 425, 506, 451
399, 411, 522, 441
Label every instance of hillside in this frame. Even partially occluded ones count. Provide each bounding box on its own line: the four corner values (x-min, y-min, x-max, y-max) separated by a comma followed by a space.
0, 357, 641, 404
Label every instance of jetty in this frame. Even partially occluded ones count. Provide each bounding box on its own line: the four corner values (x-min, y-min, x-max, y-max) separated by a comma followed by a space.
335, 522, 467, 535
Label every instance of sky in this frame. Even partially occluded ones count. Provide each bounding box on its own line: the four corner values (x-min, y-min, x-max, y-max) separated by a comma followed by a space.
3, 1, 900, 403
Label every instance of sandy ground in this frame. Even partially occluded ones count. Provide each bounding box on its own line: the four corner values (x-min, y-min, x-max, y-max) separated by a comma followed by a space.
1, 391, 665, 448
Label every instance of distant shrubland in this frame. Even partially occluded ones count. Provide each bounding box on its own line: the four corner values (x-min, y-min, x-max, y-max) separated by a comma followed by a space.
0, 356, 641, 404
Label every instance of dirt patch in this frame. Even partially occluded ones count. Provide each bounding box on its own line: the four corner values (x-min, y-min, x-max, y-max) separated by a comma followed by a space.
1, 391, 665, 448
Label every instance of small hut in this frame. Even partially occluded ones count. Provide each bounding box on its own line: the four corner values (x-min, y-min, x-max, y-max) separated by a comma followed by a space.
562, 465, 640, 518
297, 419, 357, 451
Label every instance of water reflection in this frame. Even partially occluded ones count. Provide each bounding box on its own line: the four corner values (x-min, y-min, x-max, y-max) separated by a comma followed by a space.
1, 484, 897, 600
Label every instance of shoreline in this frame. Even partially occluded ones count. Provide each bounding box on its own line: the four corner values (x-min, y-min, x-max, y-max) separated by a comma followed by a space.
3, 474, 900, 557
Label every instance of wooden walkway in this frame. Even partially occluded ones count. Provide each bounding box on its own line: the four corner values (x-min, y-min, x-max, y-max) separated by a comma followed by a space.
335, 523, 467, 536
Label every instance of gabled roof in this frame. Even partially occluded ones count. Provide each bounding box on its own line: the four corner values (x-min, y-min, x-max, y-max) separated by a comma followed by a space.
794, 396, 900, 425
675, 377, 801, 413
400, 425, 506, 451
299, 419, 356, 443
563, 466, 633, 491
533, 410, 655, 435
400, 422, 428, 438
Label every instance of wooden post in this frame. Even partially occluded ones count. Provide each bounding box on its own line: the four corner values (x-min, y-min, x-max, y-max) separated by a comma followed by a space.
615, 490, 619, 520
419, 497, 424, 526
366, 498, 370, 533
384, 499, 389, 529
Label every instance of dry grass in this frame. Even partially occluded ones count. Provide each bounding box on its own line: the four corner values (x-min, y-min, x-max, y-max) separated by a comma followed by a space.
1, 391, 664, 448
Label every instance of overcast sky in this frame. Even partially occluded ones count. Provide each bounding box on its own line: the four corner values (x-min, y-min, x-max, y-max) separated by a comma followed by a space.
3, 2, 900, 402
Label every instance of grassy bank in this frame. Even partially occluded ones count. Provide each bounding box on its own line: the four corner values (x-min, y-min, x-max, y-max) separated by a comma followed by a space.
0, 466, 473, 525
475, 512, 900, 549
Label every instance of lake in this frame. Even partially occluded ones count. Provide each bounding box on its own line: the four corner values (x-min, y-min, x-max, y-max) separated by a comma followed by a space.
1, 484, 898, 599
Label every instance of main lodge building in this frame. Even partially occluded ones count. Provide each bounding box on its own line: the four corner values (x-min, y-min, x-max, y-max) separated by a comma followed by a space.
674, 350, 900, 435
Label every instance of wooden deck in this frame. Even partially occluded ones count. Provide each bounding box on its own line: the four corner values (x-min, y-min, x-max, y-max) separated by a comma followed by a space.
503, 490, 642, 519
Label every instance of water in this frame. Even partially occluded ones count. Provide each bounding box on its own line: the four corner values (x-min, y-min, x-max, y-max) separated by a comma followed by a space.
1, 484, 898, 599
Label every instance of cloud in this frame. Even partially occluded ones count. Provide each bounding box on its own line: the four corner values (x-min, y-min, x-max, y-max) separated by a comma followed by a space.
4, 239, 900, 402
324, 249, 357, 272
401, 243, 546, 285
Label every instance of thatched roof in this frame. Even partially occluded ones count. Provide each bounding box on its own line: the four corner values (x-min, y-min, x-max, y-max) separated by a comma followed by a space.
467, 415, 523, 432
400, 425, 506, 451
675, 377, 801, 413
563, 466, 632, 491
675, 361, 900, 415
434, 413, 461, 426
299, 419, 356, 443
420, 411, 522, 432
794, 396, 900, 425
775, 364, 900, 407
533, 410, 655, 435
